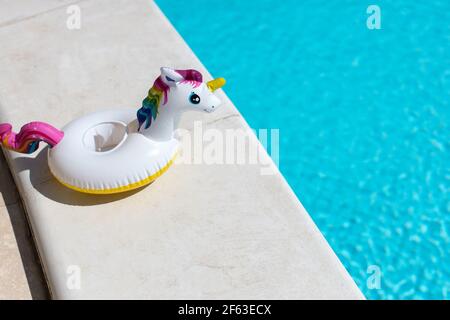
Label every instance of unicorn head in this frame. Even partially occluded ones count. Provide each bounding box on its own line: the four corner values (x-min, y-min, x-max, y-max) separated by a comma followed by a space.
160, 67, 225, 113
137, 67, 226, 141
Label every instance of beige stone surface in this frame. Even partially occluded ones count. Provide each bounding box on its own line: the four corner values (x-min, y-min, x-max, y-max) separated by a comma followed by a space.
0, 0, 77, 28
0, 0, 58, 300
0, 152, 49, 299
0, 204, 31, 300
0, 0, 363, 299
0, 151, 20, 208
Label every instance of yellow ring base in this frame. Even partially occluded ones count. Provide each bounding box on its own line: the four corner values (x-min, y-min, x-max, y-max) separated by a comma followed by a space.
52, 153, 177, 195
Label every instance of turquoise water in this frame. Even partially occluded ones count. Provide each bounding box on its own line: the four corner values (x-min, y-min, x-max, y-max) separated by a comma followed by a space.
156, 0, 450, 299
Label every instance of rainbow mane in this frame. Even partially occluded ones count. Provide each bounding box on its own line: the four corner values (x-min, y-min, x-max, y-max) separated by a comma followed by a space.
137, 69, 203, 130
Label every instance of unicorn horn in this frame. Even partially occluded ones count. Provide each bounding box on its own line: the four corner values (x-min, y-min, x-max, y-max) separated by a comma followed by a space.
207, 77, 226, 92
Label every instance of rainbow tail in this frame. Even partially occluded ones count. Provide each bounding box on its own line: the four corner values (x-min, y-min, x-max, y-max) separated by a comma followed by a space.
0, 122, 64, 154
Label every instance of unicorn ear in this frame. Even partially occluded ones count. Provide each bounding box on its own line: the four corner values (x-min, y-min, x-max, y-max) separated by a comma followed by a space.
160, 67, 184, 87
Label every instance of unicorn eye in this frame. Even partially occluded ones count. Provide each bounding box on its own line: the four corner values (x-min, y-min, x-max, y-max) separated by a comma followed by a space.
189, 92, 201, 104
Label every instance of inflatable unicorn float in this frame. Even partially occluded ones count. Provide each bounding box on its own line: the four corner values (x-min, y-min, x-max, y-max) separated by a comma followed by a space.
0, 67, 225, 194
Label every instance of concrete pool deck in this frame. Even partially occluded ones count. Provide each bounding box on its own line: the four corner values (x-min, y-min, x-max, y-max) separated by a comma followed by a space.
0, 151, 48, 299
0, 0, 364, 299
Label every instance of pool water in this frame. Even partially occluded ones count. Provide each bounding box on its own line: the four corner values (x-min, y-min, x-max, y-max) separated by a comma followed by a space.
156, 0, 450, 299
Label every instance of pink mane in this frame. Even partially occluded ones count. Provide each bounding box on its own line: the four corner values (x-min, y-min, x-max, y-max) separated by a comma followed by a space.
153, 69, 203, 105
180, 79, 202, 88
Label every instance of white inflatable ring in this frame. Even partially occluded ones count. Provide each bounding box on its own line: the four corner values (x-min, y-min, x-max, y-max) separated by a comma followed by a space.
0, 68, 225, 195
48, 109, 178, 194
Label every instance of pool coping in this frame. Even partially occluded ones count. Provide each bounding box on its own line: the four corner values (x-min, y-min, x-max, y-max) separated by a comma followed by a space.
0, 0, 364, 299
